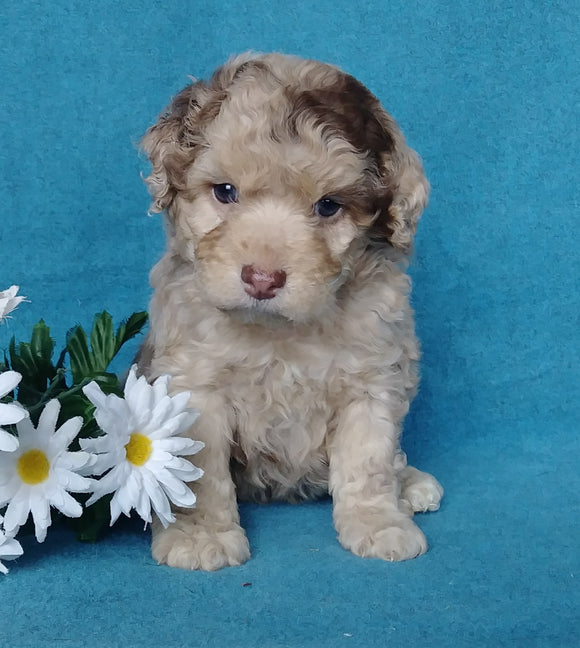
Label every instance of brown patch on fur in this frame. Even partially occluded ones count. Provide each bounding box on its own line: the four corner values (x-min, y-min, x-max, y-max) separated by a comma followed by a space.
288, 74, 394, 159
331, 184, 394, 232
223, 58, 273, 84
134, 338, 155, 375
311, 231, 343, 280
286, 72, 400, 244
187, 92, 227, 144
195, 220, 230, 263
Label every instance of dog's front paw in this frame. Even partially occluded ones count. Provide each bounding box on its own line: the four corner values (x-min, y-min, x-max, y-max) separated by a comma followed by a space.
152, 520, 250, 571
399, 466, 444, 513
336, 512, 427, 562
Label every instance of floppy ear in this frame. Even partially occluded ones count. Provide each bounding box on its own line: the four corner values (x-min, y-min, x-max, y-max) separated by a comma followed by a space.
365, 103, 429, 253
140, 83, 206, 214
382, 142, 429, 253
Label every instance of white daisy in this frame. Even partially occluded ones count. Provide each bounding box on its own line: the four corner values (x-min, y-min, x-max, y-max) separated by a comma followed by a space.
0, 371, 27, 452
0, 399, 95, 542
0, 285, 26, 322
0, 514, 23, 575
81, 366, 204, 528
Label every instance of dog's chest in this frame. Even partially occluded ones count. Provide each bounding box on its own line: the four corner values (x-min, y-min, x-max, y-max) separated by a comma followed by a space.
223, 339, 338, 451
215, 339, 338, 499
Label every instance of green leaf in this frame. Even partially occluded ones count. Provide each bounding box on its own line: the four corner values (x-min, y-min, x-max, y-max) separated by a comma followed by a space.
58, 392, 94, 420
66, 311, 148, 385
30, 320, 55, 367
24, 368, 69, 424
8, 337, 25, 374
8, 321, 58, 406
66, 324, 93, 384
114, 311, 148, 354
90, 312, 116, 372
55, 346, 67, 370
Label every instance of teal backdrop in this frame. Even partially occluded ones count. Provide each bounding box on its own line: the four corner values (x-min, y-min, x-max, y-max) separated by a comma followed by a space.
0, 1, 578, 647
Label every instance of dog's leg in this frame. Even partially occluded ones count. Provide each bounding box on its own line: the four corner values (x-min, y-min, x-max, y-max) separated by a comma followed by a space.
329, 399, 428, 561
151, 396, 250, 571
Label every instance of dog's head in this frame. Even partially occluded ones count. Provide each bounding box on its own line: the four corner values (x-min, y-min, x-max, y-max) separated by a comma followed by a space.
142, 53, 428, 322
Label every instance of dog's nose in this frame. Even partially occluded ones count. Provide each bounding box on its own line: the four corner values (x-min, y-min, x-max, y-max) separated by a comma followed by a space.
241, 265, 287, 300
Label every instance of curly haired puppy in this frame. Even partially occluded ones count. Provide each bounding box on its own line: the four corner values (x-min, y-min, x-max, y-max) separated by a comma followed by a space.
139, 53, 443, 571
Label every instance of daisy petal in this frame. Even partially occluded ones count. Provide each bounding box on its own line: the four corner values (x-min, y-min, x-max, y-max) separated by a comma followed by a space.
0, 535, 23, 559
54, 468, 93, 493
114, 470, 142, 519
125, 374, 153, 422
0, 401, 28, 427
0, 371, 23, 398
109, 492, 124, 525
30, 495, 52, 542
143, 396, 174, 435
135, 482, 153, 526
168, 391, 194, 418
142, 472, 172, 524
37, 400, 61, 437
122, 470, 143, 509
4, 491, 31, 534
59, 450, 96, 474
0, 285, 26, 322
13, 415, 39, 446
82, 381, 109, 410
151, 375, 171, 407
0, 532, 23, 574
86, 463, 130, 504
165, 455, 202, 475
50, 416, 83, 452
154, 468, 189, 496
0, 429, 20, 452
163, 482, 196, 509
49, 489, 83, 519
123, 365, 139, 395
154, 437, 200, 455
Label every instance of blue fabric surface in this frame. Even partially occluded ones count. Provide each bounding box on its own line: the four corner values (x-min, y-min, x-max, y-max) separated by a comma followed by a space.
0, 1, 578, 646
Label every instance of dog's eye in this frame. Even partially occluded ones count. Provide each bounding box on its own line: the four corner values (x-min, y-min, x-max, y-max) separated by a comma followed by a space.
213, 183, 239, 204
314, 197, 341, 218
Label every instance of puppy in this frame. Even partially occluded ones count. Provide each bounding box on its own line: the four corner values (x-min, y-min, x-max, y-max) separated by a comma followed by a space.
138, 53, 443, 571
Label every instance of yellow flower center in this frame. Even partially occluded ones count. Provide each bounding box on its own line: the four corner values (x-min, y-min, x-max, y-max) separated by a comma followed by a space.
17, 449, 50, 485
125, 433, 152, 466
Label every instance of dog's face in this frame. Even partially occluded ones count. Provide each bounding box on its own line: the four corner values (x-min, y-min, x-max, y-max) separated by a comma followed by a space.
142, 54, 428, 322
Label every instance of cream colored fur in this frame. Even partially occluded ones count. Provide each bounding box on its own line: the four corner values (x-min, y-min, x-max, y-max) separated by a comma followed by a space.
139, 53, 443, 570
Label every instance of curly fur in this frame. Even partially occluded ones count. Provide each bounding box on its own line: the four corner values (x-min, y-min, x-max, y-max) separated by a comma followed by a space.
139, 53, 443, 570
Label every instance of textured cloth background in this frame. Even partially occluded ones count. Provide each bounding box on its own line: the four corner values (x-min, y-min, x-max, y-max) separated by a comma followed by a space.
0, 1, 578, 647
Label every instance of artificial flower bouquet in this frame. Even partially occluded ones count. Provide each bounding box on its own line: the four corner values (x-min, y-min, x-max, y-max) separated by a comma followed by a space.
0, 286, 204, 574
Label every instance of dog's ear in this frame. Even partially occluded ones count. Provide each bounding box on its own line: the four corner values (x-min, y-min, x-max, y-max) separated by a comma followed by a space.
380, 141, 429, 253
141, 79, 231, 214
334, 74, 429, 253
366, 106, 429, 254
141, 82, 207, 214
